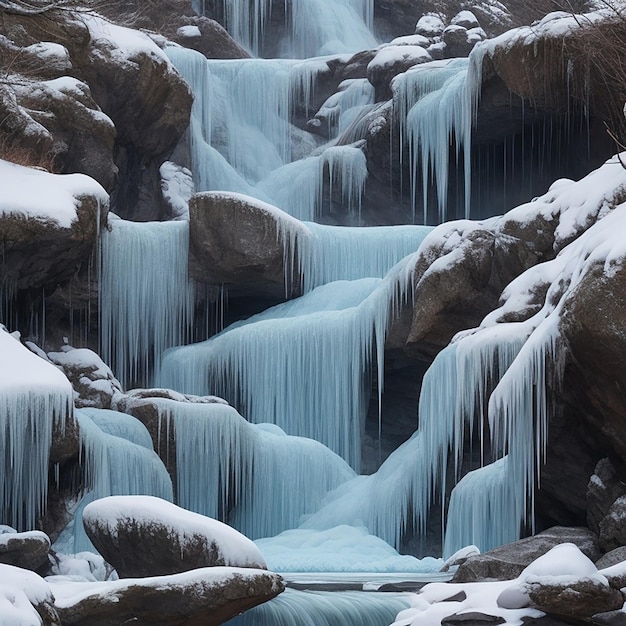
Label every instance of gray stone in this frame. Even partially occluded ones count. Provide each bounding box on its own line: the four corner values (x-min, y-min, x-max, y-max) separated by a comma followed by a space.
453, 527, 601, 583
525, 576, 623, 620
592, 611, 626, 626
189, 192, 308, 301
442, 613, 504, 626
596, 546, 626, 570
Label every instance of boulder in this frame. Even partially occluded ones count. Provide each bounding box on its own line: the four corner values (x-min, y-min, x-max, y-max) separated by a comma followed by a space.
599, 496, 626, 553
83, 495, 266, 578
593, 611, 626, 626
189, 192, 309, 301
367, 45, 431, 101
442, 613, 504, 625
0, 529, 50, 571
596, 546, 626, 571
525, 577, 623, 620
0, 563, 60, 626
53, 566, 284, 626
95, 0, 249, 59
48, 346, 123, 409
453, 527, 601, 583
0, 161, 108, 309
10, 76, 117, 190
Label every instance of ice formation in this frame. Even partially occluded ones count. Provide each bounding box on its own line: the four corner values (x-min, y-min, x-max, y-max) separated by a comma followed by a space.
55, 408, 173, 554
157, 256, 417, 470
0, 329, 73, 530
226, 588, 411, 626
99, 218, 194, 388
207, 0, 376, 58
151, 399, 355, 539
392, 52, 484, 222
165, 48, 372, 222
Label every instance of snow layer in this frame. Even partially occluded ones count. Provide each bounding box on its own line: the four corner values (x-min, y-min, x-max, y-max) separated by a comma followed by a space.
0, 563, 53, 626
0, 159, 107, 228
389, 544, 601, 625
49, 565, 281, 608
83, 495, 267, 569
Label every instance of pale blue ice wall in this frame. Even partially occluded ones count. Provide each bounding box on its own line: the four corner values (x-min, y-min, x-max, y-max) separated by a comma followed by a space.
99, 219, 194, 389
55, 408, 173, 554
207, 0, 376, 57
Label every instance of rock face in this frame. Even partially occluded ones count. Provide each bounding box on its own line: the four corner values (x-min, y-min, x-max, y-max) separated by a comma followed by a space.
83, 496, 267, 578
189, 192, 308, 302
54, 567, 284, 626
453, 527, 601, 583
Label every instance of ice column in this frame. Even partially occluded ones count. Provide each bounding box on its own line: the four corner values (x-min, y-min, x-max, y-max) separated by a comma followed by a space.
0, 330, 73, 530
99, 218, 195, 388
154, 400, 355, 539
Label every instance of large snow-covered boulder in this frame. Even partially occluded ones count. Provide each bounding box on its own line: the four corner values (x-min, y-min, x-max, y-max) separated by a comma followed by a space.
453, 527, 601, 583
367, 45, 431, 101
52, 566, 283, 626
0, 529, 50, 572
0, 160, 108, 297
83, 496, 267, 578
189, 192, 309, 302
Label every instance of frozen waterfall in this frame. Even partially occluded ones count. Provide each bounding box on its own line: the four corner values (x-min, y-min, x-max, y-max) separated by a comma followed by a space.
194, 0, 376, 58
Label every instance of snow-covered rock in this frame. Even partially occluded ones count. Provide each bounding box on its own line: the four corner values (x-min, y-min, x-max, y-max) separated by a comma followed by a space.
0, 530, 50, 571
0, 563, 60, 626
51, 566, 283, 626
0, 159, 108, 297
415, 14, 445, 38
48, 345, 123, 409
83, 496, 267, 578
188, 191, 310, 301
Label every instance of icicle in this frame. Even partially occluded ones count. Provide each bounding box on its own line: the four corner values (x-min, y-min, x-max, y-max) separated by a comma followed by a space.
151, 399, 354, 540
158, 251, 418, 471
393, 44, 485, 222
220, 0, 376, 58
443, 457, 518, 557
99, 218, 195, 388
294, 222, 432, 292
0, 330, 73, 530
55, 408, 173, 554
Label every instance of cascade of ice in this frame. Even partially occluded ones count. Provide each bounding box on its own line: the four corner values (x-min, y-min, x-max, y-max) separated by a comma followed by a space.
99, 218, 194, 389
0, 330, 73, 530
158, 254, 417, 471
393, 47, 485, 222
315, 79, 376, 137
295, 222, 432, 292
154, 400, 355, 539
55, 408, 173, 554
225, 589, 411, 626
302, 324, 525, 551
166, 48, 370, 221
219, 0, 376, 58
443, 457, 518, 557
258, 144, 369, 221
